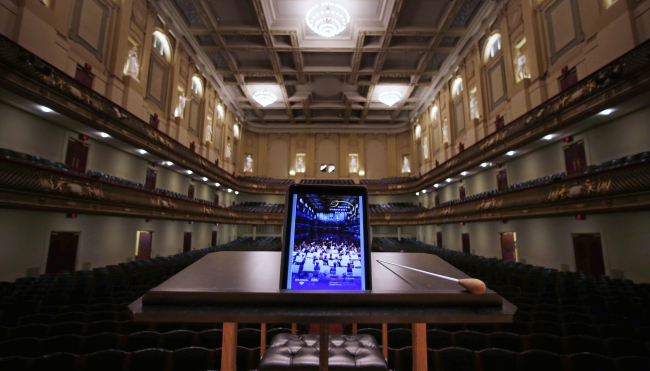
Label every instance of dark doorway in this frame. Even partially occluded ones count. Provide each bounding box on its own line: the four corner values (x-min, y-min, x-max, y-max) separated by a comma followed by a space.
214, 193, 219, 205
46, 232, 80, 274
462, 233, 470, 254
572, 234, 606, 275
497, 169, 508, 192
65, 138, 89, 173
500, 232, 517, 262
564, 141, 587, 176
188, 183, 195, 199
459, 186, 466, 200
74, 65, 93, 89
434, 195, 440, 207
211, 231, 218, 246
145, 168, 157, 190
183, 232, 192, 252
436, 232, 443, 247
559, 67, 578, 92
136, 231, 152, 261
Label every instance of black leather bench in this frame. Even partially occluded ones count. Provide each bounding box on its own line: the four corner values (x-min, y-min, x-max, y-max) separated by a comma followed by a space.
258, 333, 388, 371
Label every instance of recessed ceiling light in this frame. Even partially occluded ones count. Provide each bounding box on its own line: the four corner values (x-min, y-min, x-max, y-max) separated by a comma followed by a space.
461, 171, 468, 176
480, 162, 491, 168
416, 192, 420, 196
543, 134, 553, 140
40, 106, 53, 113
434, 184, 439, 188
446, 178, 452, 182
186, 170, 193, 174
202, 177, 208, 181
99, 132, 110, 138
422, 190, 426, 194
215, 182, 220, 187
137, 149, 147, 154
507, 151, 515, 156
599, 108, 615, 115
164, 161, 174, 166
235, 191, 239, 195
227, 189, 232, 193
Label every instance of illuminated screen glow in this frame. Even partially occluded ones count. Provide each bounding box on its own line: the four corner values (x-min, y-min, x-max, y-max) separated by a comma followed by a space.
286, 194, 366, 290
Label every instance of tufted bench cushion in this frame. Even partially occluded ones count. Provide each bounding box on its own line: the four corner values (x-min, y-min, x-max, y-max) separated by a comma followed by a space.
258, 333, 388, 371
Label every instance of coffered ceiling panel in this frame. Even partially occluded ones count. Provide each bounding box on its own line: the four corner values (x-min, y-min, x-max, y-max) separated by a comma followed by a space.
160, 0, 501, 127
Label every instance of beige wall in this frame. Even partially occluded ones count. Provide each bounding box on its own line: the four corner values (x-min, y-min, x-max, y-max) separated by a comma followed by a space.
0, 209, 238, 282
417, 211, 650, 283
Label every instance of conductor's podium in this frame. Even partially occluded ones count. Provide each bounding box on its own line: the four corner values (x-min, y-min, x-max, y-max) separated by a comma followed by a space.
129, 251, 516, 371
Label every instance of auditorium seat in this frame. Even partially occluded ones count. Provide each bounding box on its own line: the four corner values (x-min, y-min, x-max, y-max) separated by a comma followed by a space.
565, 335, 606, 354
121, 320, 150, 334
0, 337, 42, 358
606, 337, 650, 358
124, 331, 162, 351
0, 356, 30, 371
528, 334, 565, 354
10, 324, 48, 338
171, 347, 212, 371
488, 332, 523, 352
31, 352, 78, 371
162, 330, 196, 350
82, 333, 121, 354
357, 328, 382, 346
386, 328, 412, 349
617, 356, 650, 371
83, 350, 127, 371
42, 334, 83, 355
570, 352, 617, 371
130, 348, 169, 371
478, 349, 518, 371
425, 330, 453, 349
86, 320, 120, 335
453, 331, 488, 351
437, 347, 475, 371
521, 350, 565, 371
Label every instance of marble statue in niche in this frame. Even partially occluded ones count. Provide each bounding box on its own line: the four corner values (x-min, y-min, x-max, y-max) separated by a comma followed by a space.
296, 155, 306, 173
401, 156, 411, 173
175, 92, 191, 118
225, 142, 232, 158
515, 51, 531, 81
205, 120, 213, 143
349, 154, 359, 173
470, 95, 479, 119
442, 119, 450, 144
124, 46, 140, 81
244, 154, 253, 172
423, 137, 429, 159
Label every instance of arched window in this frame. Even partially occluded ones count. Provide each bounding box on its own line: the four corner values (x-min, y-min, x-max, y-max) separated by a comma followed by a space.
216, 103, 225, 120
414, 124, 421, 139
452, 77, 463, 98
430, 105, 439, 122
191, 76, 203, 97
152, 31, 172, 61
484, 33, 502, 62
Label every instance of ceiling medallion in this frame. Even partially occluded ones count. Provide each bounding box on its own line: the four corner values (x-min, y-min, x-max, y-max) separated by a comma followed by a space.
253, 91, 277, 107
378, 91, 403, 107
306, 2, 350, 38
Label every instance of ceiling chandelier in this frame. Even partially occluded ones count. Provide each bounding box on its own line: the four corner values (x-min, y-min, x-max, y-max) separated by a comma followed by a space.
253, 91, 277, 107
306, 2, 350, 38
378, 91, 403, 107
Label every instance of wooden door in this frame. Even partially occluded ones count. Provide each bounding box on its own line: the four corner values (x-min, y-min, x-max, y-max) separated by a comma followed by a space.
46, 232, 80, 274
214, 193, 220, 205
497, 169, 508, 192
136, 231, 152, 261
436, 232, 443, 247
500, 232, 517, 262
434, 195, 440, 206
183, 232, 192, 252
65, 138, 89, 173
572, 234, 605, 275
459, 186, 466, 200
145, 168, 157, 190
74, 66, 93, 89
211, 231, 218, 246
188, 183, 195, 199
564, 141, 587, 176
462, 233, 470, 254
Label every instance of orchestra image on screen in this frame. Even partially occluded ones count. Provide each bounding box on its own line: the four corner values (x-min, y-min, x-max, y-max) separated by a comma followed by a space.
286, 194, 366, 290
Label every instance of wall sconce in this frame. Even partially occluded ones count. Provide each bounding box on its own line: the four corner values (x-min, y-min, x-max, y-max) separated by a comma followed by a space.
359, 170, 365, 176
289, 170, 296, 176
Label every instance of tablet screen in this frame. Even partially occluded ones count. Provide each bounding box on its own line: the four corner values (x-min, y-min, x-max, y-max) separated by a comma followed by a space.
285, 193, 367, 290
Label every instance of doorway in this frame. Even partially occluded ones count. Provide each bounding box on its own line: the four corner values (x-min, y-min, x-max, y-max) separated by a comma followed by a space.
46, 231, 80, 274
145, 168, 157, 190
211, 231, 218, 246
459, 186, 466, 200
436, 232, 443, 247
497, 169, 508, 192
65, 138, 89, 173
135, 231, 152, 261
564, 141, 587, 176
188, 183, 195, 199
434, 195, 440, 207
500, 232, 518, 262
572, 233, 606, 275
462, 233, 470, 254
183, 232, 192, 252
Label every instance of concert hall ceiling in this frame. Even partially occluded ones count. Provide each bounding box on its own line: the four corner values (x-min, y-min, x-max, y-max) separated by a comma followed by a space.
156, 0, 501, 128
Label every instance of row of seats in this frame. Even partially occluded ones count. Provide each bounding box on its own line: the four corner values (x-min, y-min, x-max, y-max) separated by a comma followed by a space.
239, 176, 294, 184
369, 202, 426, 213
86, 170, 149, 190
1, 148, 71, 172
360, 177, 416, 184
299, 179, 355, 184
434, 150, 650, 208
229, 202, 284, 213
